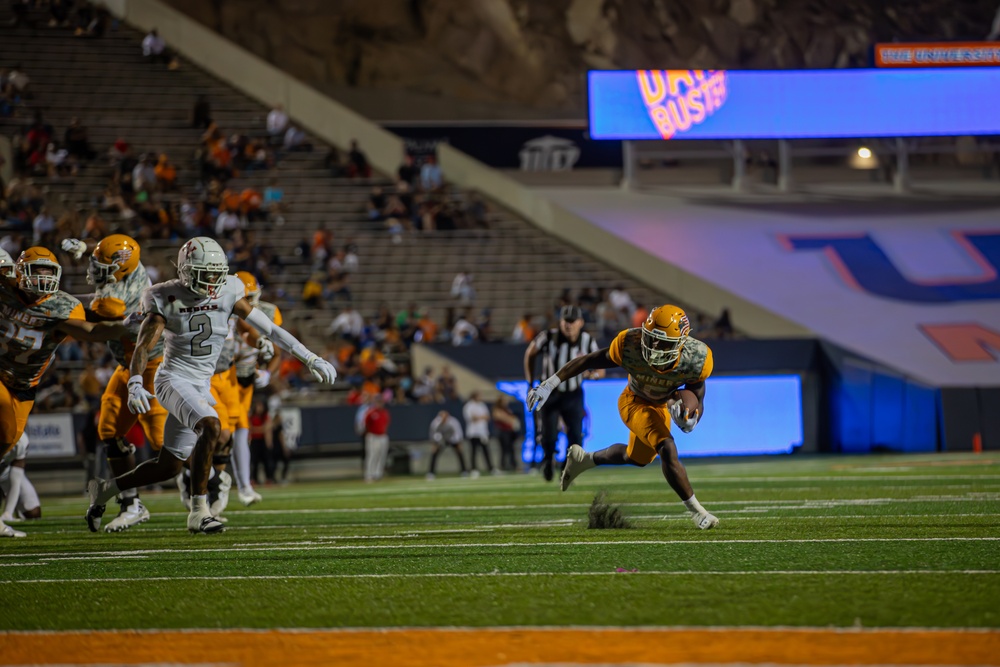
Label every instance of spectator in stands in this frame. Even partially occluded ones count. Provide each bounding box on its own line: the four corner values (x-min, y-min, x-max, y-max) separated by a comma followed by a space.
609, 283, 636, 319
6, 66, 30, 101
451, 309, 479, 346
436, 366, 459, 402
366, 186, 386, 221
262, 178, 286, 217
283, 126, 312, 152
302, 271, 324, 308
714, 308, 734, 339
492, 395, 521, 472
142, 28, 178, 69
465, 192, 489, 231
329, 305, 364, 341
416, 310, 439, 344
190, 94, 212, 129
45, 143, 73, 178
411, 367, 435, 403
155, 154, 178, 191
450, 270, 476, 306
511, 313, 536, 343
398, 153, 419, 187
347, 140, 371, 179
463, 391, 496, 477
5, 0, 30, 29
74, 3, 110, 38
64, 118, 95, 161
266, 104, 289, 144
426, 410, 468, 480
631, 302, 650, 328
32, 206, 55, 245
132, 153, 157, 194
48, 0, 71, 27
420, 155, 443, 192
215, 208, 242, 238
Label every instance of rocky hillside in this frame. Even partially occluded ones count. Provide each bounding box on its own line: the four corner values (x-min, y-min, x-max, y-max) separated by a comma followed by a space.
165, 0, 998, 118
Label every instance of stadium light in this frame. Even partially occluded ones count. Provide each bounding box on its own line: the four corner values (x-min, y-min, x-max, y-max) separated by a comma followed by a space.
849, 146, 878, 170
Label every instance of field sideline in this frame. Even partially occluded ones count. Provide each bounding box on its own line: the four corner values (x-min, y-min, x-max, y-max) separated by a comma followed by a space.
1, 452, 999, 665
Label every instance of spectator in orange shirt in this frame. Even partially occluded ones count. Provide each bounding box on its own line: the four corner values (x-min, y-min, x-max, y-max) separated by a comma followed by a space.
631, 302, 650, 329
154, 153, 177, 191
240, 187, 264, 222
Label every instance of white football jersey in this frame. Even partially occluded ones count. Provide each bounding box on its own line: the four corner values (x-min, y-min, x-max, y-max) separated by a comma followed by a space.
143, 275, 245, 382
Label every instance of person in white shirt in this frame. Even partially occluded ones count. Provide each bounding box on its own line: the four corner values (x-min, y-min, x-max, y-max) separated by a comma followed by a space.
451, 314, 478, 346
32, 208, 55, 245
462, 391, 496, 476
266, 104, 289, 143
215, 210, 242, 238
328, 306, 364, 339
142, 29, 175, 68
426, 410, 468, 480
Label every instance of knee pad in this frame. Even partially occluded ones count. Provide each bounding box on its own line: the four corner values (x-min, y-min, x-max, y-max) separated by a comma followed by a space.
103, 437, 136, 459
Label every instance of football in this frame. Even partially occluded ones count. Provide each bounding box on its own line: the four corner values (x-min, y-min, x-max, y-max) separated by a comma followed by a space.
669, 388, 700, 417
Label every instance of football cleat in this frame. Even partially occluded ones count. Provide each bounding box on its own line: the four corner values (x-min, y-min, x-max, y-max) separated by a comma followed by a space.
469, 469, 481, 479
85, 478, 108, 532
560, 444, 596, 491
104, 498, 150, 533
238, 487, 263, 506
209, 470, 232, 517
425, 472, 436, 481
692, 512, 719, 530
187, 510, 225, 535
1, 519, 26, 538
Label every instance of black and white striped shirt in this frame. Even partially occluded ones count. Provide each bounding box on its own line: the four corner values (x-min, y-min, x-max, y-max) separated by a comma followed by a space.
533, 329, 598, 393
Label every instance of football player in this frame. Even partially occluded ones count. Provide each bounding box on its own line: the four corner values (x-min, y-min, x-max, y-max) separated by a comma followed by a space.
231, 271, 282, 506
85, 237, 335, 534
527, 305, 719, 530
1, 247, 131, 538
1, 433, 42, 525
62, 234, 167, 532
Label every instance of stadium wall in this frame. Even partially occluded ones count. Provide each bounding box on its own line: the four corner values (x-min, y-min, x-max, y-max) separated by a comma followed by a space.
105, 0, 809, 340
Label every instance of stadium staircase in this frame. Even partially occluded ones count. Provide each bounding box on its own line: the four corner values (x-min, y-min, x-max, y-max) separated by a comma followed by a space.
1, 13, 678, 397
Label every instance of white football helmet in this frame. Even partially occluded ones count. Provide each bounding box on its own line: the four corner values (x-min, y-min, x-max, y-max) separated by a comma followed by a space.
177, 236, 229, 298
0, 248, 14, 279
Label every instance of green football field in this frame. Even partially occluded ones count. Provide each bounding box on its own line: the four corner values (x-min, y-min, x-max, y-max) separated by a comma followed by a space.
2, 452, 998, 635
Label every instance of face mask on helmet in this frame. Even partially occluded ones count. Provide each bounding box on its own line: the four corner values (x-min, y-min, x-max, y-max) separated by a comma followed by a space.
87, 255, 120, 286
641, 325, 688, 368
180, 264, 228, 298
18, 261, 62, 295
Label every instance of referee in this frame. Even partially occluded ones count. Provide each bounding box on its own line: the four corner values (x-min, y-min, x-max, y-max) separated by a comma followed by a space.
524, 305, 602, 481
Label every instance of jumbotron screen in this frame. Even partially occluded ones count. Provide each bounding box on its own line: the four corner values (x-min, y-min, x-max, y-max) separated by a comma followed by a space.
588, 68, 1000, 140
498, 375, 804, 463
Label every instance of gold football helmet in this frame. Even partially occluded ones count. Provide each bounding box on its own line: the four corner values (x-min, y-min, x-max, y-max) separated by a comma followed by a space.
236, 271, 261, 306
89, 234, 140, 286
16, 247, 62, 295
641, 304, 691, 369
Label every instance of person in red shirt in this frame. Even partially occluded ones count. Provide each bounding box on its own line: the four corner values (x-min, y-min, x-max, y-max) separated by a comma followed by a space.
363, 396, 391, 482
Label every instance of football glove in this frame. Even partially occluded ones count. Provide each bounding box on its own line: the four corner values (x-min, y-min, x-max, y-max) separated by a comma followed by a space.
60, 238, 87, 260
669, 400, 699, 433
527, 375, 560, 412
305, 354, 337, 385
254, 369, 271, 389
126, 375, 154, 415
256, 336, 275, 362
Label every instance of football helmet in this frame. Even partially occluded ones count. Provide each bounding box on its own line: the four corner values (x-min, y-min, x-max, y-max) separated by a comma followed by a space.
641, 305, 691, 369
16, 247, 62, 295
0, 248, 14, 279
89, 234, 141, 286
177, 236, 228, 298
236, 270, 260, 306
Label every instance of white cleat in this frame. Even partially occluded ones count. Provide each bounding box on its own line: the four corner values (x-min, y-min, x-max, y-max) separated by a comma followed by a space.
1, 519, 26, 538
176, 473, 191, 511
104, 498, 150, 533
187, 509, 225, 534
209, 470, 232, 517
237, 487, 263, 507
469, 469, 481, 479
692, 512, 719, 530
560, 444, 596, 491
85, 478, 109, 532
425, 472, 436, 481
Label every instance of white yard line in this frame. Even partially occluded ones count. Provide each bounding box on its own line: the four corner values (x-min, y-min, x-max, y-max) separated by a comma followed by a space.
3, 536, 997, 561
5, 569, 999, 585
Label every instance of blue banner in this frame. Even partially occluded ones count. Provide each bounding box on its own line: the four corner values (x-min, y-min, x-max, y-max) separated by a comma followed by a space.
588, 69, 1000, 140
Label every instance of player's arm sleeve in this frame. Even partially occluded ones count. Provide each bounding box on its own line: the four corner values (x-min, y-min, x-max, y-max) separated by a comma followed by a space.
243, 306, 314, 364
607, 330, 627, 366
68, 303, 86, 321
697, 347, 714, 382
90, 297, 127, 320
141, 287, 162, 317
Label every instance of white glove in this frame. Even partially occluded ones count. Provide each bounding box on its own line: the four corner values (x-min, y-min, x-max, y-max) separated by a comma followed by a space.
669, 400, 699, 433
254, 369, 271, 389
256, 336, 275, 362
126, 375, 154, 415
305, 355, 337, 384
61, 238, 87, 260
527, 375, 560, 412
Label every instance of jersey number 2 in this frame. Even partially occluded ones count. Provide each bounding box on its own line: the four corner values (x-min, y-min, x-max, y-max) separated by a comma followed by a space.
0, 321, 43, 364
189, 313, 213, 357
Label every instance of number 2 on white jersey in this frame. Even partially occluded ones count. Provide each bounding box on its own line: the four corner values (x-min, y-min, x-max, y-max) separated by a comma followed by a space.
189, 312, 213, 357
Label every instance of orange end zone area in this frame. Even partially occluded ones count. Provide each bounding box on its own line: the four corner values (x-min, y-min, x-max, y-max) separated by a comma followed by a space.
1, 628, 998, 667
